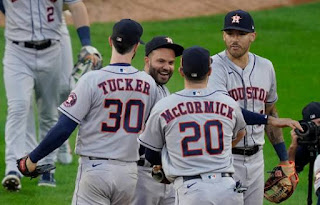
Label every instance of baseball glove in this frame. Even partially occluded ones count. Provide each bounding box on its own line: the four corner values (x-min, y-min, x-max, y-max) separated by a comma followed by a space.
72, 45, 103, 82
264, 161, 299, 203
17, 156, 56, 179
151, 166, 171, 184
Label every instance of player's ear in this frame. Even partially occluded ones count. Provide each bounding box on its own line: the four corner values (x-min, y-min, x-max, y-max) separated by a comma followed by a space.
144, 56, 149, 65
144, 56, 150, 71
179, 67, 184, 77
222, 31, 227, 41
249, 32, 256, 43
208, 65, 212, 77
108, 37, 112, 47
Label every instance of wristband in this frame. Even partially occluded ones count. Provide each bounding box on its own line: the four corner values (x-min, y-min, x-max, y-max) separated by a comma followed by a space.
77, 26, 91, 46
273, 142, 289, 161
241, 108, 268, 125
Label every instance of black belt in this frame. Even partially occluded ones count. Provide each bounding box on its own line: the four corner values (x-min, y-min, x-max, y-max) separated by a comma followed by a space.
89, 157, 110, 160
232, 146, 260, 156
13, 40, 52, 50
183, 173, 233, 182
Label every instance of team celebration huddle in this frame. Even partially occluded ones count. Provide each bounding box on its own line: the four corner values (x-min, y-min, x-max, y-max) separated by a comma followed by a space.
1, 0, 318, 205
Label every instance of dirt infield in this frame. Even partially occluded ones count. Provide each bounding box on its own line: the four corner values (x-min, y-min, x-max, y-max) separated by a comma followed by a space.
0, 0, 315, 26
81, 0, 314, 23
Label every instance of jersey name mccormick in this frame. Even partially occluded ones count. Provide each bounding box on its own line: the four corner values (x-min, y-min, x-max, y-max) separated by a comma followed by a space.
228, 86, 268, 102
98, 78, 150, 95
161, 101, 234, 124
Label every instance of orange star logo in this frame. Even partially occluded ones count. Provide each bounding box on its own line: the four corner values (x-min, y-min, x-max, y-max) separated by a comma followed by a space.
231, 14, 242, 24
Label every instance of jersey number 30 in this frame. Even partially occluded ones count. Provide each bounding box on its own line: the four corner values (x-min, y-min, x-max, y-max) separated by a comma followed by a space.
180, 120, 224, 157
101, 99, 144, 133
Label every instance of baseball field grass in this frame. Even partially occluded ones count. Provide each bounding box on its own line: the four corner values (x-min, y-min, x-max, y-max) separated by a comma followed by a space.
0, 2, 320, 204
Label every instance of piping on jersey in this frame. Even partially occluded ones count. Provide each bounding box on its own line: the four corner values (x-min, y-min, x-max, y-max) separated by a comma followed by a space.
217, 53, 257, 147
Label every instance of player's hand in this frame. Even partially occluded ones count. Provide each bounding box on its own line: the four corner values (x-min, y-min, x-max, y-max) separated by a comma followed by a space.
268, 117, 303, 131
290, 129, 299, 147
288, 129, 299, 161
17, 156, 55, 178
26, 157, 37, 172
17, 156, 37, 173
151, 165, 171, 184
152, 165, 162, 172
80, 45, 103, 69
85, 53, 100, 67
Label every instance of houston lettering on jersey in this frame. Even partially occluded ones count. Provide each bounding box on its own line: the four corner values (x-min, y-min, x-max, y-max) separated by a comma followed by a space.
161, 101, 234, 124
228, 87, 268, 102
98, 78, 150, 95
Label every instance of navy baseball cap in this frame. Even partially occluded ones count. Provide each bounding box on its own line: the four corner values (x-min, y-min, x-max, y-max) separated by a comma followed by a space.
111, 19, 144, 46
182, 46, 210, 78
302, 102, 320, 121
145, 36, 184, 57
222, 10, 255, 33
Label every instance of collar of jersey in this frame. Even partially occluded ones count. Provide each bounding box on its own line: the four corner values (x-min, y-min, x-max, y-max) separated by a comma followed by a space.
109, 63, 131, 66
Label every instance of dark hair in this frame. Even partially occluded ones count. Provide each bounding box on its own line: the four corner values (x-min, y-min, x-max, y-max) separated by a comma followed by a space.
112, 40, 136, 54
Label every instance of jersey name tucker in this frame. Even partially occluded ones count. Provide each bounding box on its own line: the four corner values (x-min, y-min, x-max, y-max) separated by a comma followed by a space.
161, 101, 234, 124
228, 86, 268, 102
98, 78, 150, 95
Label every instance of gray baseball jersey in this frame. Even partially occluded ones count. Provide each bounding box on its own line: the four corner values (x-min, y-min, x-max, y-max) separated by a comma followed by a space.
208, 51, 278, 147
3, 0, 79, 41
59, 65, 159, 162
131, 83, 175, 205
139, 88, 246, 179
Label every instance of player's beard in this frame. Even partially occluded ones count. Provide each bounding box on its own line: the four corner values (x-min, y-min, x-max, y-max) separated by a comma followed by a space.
227, 43, 250, 59
148, 63, 172, 85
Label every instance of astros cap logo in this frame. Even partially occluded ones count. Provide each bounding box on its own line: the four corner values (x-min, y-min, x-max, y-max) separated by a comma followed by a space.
165, 37, 173, 44
231, 14, 242, 24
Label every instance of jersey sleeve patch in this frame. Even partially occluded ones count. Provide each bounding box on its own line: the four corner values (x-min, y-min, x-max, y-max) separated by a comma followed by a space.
63, 92, 77, 107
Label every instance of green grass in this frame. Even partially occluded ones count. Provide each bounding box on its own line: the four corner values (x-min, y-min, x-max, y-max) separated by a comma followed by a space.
1, 2, 320, 204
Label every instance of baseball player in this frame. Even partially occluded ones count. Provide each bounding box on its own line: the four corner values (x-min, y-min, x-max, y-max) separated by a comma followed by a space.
25, 14, 74, 169
139, 46, 247, 205
17, 19, 161, 205
1, 0, 98, 191
208, 10, 292, 205
132, 36, 184, 205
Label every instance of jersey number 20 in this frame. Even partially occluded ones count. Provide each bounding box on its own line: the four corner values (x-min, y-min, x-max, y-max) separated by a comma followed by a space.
180, 120, 224, 157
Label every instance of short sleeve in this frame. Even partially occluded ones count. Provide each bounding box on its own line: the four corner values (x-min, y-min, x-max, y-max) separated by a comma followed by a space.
266, 62, 278, 104
138, 106, 165, 152
208, 58, 228, 92
58, 76, 92, 124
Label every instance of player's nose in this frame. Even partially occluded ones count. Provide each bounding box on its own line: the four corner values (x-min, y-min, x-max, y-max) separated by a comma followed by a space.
162, 63, 171, 70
